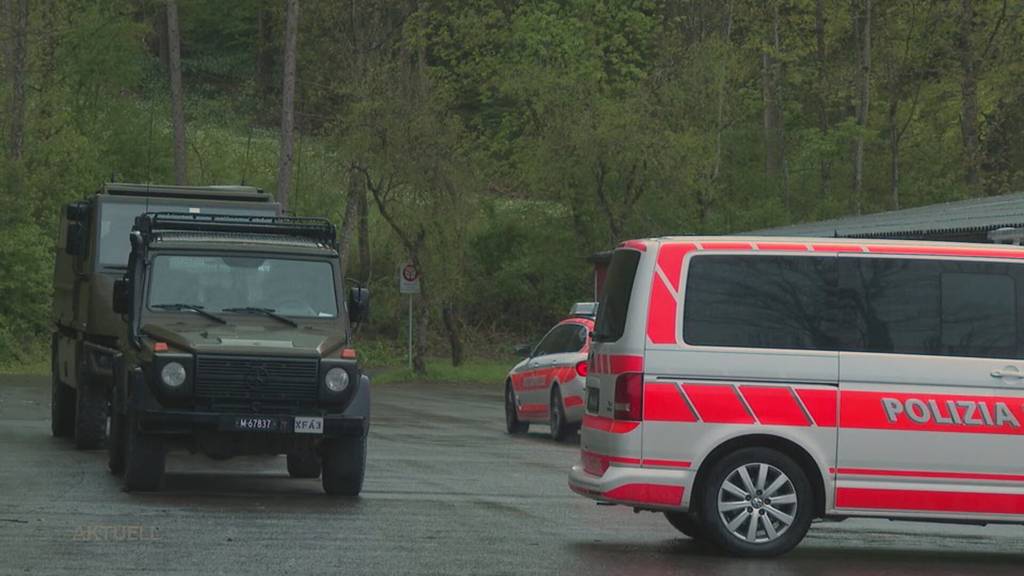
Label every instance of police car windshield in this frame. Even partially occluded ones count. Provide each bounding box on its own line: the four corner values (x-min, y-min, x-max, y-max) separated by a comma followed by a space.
97, 199, 276, 268
147, 255, 337, 319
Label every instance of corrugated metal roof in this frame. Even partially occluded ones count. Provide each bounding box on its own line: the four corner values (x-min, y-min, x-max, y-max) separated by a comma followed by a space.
750, 191, 1024, 239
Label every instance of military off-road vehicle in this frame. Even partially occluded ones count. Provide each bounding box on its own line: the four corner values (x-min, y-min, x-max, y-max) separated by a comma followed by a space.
107, 213, 371, 494
52, 183, 280, 449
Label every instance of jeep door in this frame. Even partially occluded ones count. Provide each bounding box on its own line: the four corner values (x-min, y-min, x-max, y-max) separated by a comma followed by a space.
834, 255, 1024, 520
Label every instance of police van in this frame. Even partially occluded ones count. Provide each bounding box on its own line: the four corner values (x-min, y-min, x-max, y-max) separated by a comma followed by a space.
569, 236, 1024, 556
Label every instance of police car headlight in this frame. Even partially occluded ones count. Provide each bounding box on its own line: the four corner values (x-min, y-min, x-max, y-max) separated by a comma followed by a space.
325, 367, 349, 393
160, 362, 187, 388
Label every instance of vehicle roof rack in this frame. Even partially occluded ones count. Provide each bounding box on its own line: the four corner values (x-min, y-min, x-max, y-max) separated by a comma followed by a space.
102, 182, 269, 202
134, 212, 337, 249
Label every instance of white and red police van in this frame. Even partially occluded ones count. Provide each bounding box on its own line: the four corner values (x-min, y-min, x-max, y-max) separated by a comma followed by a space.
569, 236, 1024, 556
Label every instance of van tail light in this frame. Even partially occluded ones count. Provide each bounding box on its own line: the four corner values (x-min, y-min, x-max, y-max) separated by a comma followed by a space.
575, 361, 588, 378
613, 372, 644, 421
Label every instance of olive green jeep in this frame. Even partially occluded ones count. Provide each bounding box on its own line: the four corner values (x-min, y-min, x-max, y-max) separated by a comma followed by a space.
108, 213, 370, 494
52, 183, 279, 449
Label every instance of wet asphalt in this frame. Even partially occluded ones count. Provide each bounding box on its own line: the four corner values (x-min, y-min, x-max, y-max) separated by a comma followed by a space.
2, 373, 1024, 575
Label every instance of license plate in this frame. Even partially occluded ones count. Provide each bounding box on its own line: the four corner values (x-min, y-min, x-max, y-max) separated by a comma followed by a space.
586, 387, 600, 413
293, 416, 324, 435
234, 417, 278, 432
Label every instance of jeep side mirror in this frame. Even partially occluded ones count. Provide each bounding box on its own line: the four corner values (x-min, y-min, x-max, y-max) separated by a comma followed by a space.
514, 343, 533, 358
112, 279, 131, 315
65, 222, 86, 256
348, 287, 370, 323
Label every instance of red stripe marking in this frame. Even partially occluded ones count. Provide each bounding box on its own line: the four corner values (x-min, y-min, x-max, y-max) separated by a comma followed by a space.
811, 243, 865, 252
581, 450, 642, 476
755, 242, 810, 252
702, 241, 754, 251
604, 483, 684, 506
518, 403, 547, 415
836, 488, 1024, 515
796, 388, 838, 427
564, 395, 584, 408
682, 384, 755, 424
642, 458, 692, 469
643, 382, 696, 422
839, 390, 1024, 436
619, 240, 648, 252
656, 242, 696, 292
582, 414, 640, 434
866, 245, 1024, 259
739, 386, 810, 426
646, 275, 678, 345
837, 468, 1024, 483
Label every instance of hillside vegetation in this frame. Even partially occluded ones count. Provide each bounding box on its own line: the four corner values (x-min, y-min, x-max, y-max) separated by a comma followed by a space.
1, 0, 1022, 372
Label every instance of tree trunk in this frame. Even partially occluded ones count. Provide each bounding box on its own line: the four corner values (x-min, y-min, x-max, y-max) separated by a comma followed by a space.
815, 0, 832, 198
5, 0, 28, 163
357, 180, 370, 284
337, 166, 362, 284
166, 0, 187, 186
761, 0, 786, 205
156, 6, 169, 70
256, 6, 275, 103
889, 99, 900, 209
852, 0, 871, 215
442, 303, 464, 367
958, 0, 980, 191
276, 0, 299, 212
410, 252, 429, 375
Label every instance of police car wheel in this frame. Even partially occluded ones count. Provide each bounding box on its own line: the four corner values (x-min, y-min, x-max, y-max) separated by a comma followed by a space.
322, 434, 366, 496
287, 446, 322, 479
664, 511, 703, 540
549, 387, 568, 441
122, 411, 166, 492
505, 382, 529, 435
698, 447, 812, 557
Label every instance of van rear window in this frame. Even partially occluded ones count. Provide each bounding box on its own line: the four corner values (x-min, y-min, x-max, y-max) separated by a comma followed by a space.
594, 250, 641, 342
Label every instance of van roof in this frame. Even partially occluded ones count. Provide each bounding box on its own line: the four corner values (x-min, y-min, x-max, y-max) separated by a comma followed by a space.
101, 182, 269, 202
615, 236, 1024, 258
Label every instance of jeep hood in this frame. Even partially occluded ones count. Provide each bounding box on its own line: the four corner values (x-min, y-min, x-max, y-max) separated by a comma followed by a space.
141, 322, 345, 357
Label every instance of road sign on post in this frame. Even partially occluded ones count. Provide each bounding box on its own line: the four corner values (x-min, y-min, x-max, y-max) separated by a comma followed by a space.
399, 262, 420, 370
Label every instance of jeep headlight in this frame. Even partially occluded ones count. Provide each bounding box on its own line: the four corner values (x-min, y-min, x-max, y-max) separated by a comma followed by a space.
324, 367, 349, 393
160, 361, 187, 388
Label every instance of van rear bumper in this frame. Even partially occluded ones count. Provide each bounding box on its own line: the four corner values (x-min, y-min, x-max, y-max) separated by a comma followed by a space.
568, 463, 693, 511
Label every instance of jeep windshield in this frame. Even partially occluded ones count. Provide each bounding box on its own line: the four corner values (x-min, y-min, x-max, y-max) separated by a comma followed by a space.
146, 255, 337, 319
97, 199, 276, 268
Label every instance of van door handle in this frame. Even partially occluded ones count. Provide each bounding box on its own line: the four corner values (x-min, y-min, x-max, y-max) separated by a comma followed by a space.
991, 366, 1023, 379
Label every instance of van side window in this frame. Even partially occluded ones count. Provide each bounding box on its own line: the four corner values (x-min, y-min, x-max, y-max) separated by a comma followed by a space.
841, 258, 1019, 359
683, 255, 839, 351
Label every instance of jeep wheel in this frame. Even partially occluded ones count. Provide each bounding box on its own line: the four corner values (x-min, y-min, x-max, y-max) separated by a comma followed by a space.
321, 434, 366, 496
505, 382, 529, 435
51, 338, 75, 438
664, 511, 704, 540
122, 412, 165, 492
549, 387, 568, 441
74, 367, 107, 450
697, 447, 812, 557
287, 446, 322, 479
107, 406, 126, 475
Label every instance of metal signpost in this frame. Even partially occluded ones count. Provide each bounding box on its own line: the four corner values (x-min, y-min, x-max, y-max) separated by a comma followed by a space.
399, 261, 421, 369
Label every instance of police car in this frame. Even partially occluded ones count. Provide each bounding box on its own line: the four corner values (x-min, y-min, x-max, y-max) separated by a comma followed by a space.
505, 303, 597, 440
569, 236, 1024, 556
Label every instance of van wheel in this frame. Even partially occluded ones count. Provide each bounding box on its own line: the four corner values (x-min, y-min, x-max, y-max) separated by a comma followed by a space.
122, 411, 165, 492
505, 382, 529, 435
287, 446, 322, 479
74, 367, 108, 450
50, 338, 75, 438
698, 447, 812, 557
321, 434, 366, 496
664, 511, 703, 540
549, 386, 568, 441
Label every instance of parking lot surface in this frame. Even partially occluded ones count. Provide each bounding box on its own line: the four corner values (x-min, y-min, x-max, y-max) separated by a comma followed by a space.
2, 373, 1023, 575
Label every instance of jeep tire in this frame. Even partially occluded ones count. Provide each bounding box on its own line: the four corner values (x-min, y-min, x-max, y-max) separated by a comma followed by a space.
51, 337, 76, 438
321, 434, 366, 496
287, 446, 322, 479
122, 411, 165, 492
74, 363, 107, 450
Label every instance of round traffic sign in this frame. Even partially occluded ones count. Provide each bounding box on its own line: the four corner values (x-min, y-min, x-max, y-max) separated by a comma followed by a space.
402, 264, 419, 282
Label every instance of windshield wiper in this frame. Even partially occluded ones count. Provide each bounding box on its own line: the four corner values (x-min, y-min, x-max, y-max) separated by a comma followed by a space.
222, 307, 299, 328
151, 303, 227, 324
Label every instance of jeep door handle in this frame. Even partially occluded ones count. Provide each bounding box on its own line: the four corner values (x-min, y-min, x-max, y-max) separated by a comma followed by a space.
991, 366, 1023, 379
